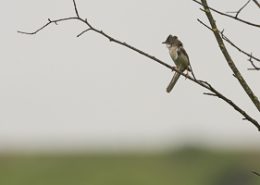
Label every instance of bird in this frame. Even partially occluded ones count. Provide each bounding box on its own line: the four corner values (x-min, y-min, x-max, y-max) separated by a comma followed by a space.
162, 35, 192, 93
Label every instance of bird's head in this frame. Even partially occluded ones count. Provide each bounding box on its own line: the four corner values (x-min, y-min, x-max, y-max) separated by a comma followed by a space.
162, 35, 182, 48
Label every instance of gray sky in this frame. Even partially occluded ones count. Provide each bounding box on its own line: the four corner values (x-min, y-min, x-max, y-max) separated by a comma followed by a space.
1, 0, 260, 152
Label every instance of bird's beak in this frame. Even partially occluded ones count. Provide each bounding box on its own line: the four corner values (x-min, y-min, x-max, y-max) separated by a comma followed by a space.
162, 41, 166, 44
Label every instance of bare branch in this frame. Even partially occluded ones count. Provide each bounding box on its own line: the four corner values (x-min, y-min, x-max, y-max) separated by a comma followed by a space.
17, 17, 79, 35
200, 0, 260, 112
18, 0, 260, 131
248, 55, 260, 70
197, 19, 260, 70
197, 18, 212, 30
226, 0, 251, 18
203, 92, 217, 96
252, 0, 260, 8
224, 37, 260, 71
221, 34, 260, 63
73, 0, 80, 17
77, 28, 92, 37
192, 0, 260, 28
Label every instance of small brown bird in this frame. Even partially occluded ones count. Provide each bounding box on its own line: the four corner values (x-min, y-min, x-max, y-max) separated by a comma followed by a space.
162, 35, 191, 93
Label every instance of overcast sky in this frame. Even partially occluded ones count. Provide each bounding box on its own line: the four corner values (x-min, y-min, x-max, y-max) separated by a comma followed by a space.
1, 0, 259, 152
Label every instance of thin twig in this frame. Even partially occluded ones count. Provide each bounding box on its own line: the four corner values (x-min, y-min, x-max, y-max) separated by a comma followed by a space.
197, 19, 260, 70
200, 0, 260, 112
221, 34, 260, 63
203, 92, 217, 96
192, 0, 260, 28
17, 17, 78, 35
197, 18, 211, 30
77, 28, 92, 37
18, 0, 260, 131
73, 0, 80, 17
226, 0, 251, 18
248, 55, 260, 70
199, 80, 260, 130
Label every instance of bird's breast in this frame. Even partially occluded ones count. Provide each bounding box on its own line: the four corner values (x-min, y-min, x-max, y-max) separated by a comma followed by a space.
168, 46, 189, 69
169, 46, 178, 61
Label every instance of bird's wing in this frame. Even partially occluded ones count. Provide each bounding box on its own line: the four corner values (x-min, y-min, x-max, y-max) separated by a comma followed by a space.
177, 47, 189, 63
178, 47, 196, 78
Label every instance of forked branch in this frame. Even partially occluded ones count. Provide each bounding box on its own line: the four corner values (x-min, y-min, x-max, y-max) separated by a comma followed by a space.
197, 19, 260, 71
226, 0, 251, 18
200, 0, 260, 112
192, 0, 260, 28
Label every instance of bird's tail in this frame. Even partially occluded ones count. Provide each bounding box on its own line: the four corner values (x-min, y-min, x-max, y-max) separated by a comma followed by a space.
166, 72, 181, 93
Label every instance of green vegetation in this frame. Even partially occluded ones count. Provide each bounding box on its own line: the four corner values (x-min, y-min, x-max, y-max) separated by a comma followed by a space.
0, 148, 259, 185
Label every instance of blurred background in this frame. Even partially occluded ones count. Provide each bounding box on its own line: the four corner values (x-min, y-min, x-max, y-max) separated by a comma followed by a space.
0, 148, 260, 185
1, 0, 260, 184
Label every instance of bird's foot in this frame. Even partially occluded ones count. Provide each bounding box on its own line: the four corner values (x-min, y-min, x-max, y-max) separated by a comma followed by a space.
184, 71, 190, 80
